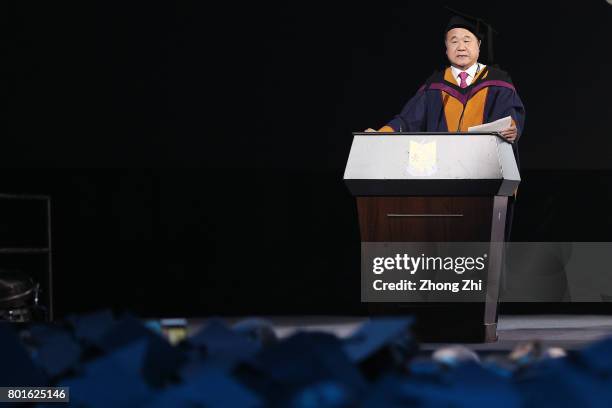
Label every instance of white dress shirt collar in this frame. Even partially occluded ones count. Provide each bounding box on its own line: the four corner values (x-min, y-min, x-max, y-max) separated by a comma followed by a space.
450, 62, 486, 86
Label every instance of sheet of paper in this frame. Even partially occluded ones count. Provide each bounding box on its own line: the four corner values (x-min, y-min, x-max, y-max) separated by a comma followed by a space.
467, 116, 511, 133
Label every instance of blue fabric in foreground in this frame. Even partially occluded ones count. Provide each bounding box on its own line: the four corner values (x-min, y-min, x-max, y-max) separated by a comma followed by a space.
4, 311, 612, 407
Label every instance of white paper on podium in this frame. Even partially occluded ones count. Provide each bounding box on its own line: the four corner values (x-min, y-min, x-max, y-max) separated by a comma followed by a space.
468, 116, 511, 133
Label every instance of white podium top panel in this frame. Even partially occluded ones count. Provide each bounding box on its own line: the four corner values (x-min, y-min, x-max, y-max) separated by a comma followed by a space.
343, 133, 520, 196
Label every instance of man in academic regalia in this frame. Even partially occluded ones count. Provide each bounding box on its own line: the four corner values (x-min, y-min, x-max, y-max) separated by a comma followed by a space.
366, 15, 525, 240
366, 15, 525, 161
362, 16, 526, 338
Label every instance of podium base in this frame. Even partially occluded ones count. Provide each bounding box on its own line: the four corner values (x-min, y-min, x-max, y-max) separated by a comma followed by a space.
368, 303, 498, 343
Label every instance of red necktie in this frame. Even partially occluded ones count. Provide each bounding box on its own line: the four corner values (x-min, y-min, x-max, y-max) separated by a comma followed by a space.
458, 71, 469, 88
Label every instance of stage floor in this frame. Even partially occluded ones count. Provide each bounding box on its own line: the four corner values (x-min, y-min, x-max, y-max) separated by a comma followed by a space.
212, 315, 612, 352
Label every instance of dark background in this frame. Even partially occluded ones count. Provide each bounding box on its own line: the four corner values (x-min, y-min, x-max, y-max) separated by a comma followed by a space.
5, 1, 612, 318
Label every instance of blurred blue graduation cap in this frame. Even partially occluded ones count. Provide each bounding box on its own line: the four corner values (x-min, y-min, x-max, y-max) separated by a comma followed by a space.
26, 324, 82, 378
0, 323, 48, 386
34, 330, 82, 378
289, 380, 358, 408
342, 318, 414, 364
61, 344, 153, 408
177, 319, 262, 377
68, 314, 187, 388
232, 317, 278, 348
575, 336, 612, 376
98, 314, 159, 352
365, 362, 520, 408
188, 319, 260, 360
342, 318, 415, 380
238, 331, 366, 405
146, 368, 261, 408
515, 357, 612, 407
66, 309, 115, 346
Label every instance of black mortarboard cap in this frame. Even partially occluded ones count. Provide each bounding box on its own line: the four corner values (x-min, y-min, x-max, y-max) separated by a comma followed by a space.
445, 15, 483, 41
444, 7, 499, 63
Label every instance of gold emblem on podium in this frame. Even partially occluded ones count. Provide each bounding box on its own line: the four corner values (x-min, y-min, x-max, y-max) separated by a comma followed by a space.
407, 140, 437, 176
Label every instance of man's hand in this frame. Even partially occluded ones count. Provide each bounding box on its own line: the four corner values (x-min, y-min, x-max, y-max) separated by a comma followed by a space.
364, 128, 377, 132
499, 123, 518, 142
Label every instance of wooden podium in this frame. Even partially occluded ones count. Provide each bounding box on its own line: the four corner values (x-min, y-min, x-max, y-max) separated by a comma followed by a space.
344, 132, 520, 342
